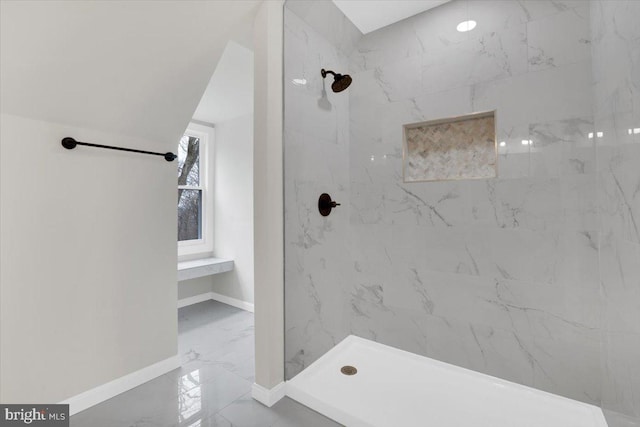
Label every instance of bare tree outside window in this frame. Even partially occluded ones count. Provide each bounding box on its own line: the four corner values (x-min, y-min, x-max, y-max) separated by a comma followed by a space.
177, 135, 201, 241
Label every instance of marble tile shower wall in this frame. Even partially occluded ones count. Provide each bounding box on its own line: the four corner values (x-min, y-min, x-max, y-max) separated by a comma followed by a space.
346, 0, 599, 405
284, 3, 356, 380
283, 0, 629, 411
592, 1, 640, 425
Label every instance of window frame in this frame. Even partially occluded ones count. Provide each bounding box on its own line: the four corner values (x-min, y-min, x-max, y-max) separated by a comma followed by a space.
178, 122, 214, 257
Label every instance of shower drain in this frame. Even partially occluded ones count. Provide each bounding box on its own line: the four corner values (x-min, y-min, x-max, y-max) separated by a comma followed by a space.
341, 365, 357, 376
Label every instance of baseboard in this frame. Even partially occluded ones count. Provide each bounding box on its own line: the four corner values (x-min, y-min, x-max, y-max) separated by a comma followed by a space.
61, 355, 180, 416
210, 291, 254, 313
177, 291, 254, 313
177, 292, 213, 309
252, 382, 286, 407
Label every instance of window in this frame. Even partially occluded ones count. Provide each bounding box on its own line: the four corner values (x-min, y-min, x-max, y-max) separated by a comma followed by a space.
177, 123, 213, 256
178, 134, 202, 241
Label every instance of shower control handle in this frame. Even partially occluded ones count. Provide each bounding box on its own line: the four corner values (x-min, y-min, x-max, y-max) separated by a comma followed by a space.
318, 193, 340, 217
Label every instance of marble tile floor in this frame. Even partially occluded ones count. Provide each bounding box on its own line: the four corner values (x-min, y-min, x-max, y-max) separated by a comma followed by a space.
71, 300, 341, 427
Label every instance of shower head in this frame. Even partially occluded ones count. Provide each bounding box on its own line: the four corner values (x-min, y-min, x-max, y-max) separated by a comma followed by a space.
321, 69, 352, 93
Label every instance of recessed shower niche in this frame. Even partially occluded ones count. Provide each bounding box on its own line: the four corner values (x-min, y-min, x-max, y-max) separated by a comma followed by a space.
403, 110, 497, 182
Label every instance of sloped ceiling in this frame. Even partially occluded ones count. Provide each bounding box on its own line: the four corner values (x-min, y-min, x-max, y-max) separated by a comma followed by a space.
192, 41, 254, 125
0, 0, 260, 144
332, 0, 450, 34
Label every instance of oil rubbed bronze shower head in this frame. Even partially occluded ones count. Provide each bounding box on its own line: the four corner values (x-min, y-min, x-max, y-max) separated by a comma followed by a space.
321, 68, 352, 93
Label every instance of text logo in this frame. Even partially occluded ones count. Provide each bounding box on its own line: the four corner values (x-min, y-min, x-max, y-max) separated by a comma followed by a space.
0, 405, 69, 426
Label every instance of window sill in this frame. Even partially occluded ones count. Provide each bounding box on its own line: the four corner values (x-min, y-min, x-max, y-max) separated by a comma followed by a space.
177, 257, 234, 282
178, 242, 214, 259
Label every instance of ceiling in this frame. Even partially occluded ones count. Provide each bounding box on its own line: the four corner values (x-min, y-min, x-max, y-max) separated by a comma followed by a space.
332, 0, 450, 34
0, 1, 260, 144
192, 41, 254, 125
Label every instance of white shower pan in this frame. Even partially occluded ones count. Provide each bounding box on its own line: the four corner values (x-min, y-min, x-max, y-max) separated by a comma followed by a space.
286, 335, 608, 427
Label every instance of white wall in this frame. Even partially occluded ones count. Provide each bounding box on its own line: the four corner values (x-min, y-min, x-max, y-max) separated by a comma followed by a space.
193, 41, 255, 125
178, 277, 214, 300
253, 0, 285, 392
0, 114, 178, 403
212, 113, 255, 304
177, 113, 255, 306
0, 0, 261, 407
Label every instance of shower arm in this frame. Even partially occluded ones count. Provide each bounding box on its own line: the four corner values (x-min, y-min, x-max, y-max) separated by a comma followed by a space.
321, 69, 338, 78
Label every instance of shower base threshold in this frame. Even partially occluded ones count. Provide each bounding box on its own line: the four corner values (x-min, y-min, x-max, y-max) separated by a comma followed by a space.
286, 335, 608, 427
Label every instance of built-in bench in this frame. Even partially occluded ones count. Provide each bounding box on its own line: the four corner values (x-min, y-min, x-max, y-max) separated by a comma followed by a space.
177, 257, 234, 281
177, 257, 253, 312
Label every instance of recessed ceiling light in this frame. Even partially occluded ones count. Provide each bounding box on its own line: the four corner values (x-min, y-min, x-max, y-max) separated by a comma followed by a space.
499, 141, 506, 147
292, 78, 307, 86
457, 20, 477, 32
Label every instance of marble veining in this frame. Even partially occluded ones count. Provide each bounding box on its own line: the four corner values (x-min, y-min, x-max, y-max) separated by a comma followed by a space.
285, 1, 640, 425
592, 0, 640, 424
70, 301, 339, 427
177, 258, 234, 281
